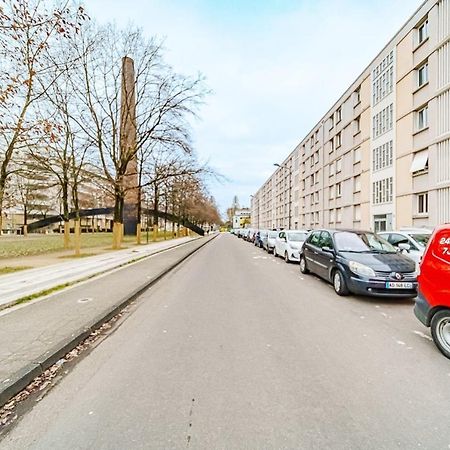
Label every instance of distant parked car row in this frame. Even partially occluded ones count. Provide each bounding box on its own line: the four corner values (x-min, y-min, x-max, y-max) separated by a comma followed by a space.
231, 227, 434, 299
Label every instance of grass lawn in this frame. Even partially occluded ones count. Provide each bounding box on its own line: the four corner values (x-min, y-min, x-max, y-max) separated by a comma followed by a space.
0, 231, 179, 259
0, 266, 32, 275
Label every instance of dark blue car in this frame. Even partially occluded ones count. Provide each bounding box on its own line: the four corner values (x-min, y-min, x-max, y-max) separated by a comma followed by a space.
299, 229, 417, 298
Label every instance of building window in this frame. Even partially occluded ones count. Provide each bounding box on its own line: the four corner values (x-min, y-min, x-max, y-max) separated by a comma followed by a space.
329, 115, 334, 130
335, 107, 342, 123
417, 19, 429, 45
335, 132, 342, 148
410, 149, 429, 176
336, 208, 342, 223
373, 104, 393, 138
310, 156, 314, 168
315, 191, 319, 204
354, 87, 361, 105
373, 140, 393, 171
417, 105, 428, 130
354, 147, 361, 163
336, 158, 342, 173
354, 205, 361, 221
417, 62, 428, 88
329, 161, 335, 176
329, 209, 335, 223
329, 139, 335, 154
354, 116, 361, 135
354, 175, 361, 192
315, 130, 319, 143
315, 170, 320, 184
329, 185, 335, 199
372, 177, 393, 204
310, 175, 314, 187
314, 150, 319, 165
417, 192, 429, 214
336, 182, 342, 197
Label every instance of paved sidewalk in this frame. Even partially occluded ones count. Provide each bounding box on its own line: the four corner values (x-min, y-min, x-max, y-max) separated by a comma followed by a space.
0, 236, 194, 308
0, 234, 217, 407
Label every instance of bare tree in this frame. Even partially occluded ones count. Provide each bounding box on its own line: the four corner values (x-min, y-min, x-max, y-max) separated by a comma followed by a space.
0, 0, 87, 234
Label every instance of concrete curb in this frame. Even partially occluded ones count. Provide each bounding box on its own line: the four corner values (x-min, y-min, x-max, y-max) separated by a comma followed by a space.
0, 236, 202, 312
0, 234, 218, 408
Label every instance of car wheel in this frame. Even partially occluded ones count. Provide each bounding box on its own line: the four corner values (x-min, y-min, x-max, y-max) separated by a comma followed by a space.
285, 251, 290, 263
333, 270, 349, 296
299, 256, 309, 274
430, 310, 450, 360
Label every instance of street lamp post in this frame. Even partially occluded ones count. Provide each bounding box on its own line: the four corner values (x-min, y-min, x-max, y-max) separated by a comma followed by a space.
274, 163, 292, 230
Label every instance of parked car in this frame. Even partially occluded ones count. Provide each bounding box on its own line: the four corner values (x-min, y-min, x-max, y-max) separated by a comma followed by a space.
378, 229, 432, 266
414, 224, 450, 359
255, 230, 267, 248
264, 230, 278, 253
274, 230, 309, 263
299, 229, 417, 298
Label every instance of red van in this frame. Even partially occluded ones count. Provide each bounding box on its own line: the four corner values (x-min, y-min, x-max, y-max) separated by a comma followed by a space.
414, 225, 450, 359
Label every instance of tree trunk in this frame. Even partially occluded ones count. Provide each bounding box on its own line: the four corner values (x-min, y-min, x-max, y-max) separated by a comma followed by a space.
152, 184, 159, 242
136, 187, 142, 245
64, 221, 70, 249
74, 219, 81, 256
23, 204, 28, 236
112, 189, 124, 249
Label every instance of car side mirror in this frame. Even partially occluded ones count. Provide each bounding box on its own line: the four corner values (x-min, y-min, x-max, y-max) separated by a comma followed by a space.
398, 243, 411, 252
322, 246, 334, 253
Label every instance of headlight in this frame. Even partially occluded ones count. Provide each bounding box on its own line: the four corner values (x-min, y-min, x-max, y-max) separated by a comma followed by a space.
349, 261, 375, 277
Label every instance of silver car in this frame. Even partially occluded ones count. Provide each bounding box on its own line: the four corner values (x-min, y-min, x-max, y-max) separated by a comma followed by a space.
378, 229, 432, 266
264, 230, 278, 253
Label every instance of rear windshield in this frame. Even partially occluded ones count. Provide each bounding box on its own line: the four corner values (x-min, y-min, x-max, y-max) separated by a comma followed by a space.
409, 233, 431, 247
334, 231, 396, 253
288, 232, 307, 242
268, 231, 278, 238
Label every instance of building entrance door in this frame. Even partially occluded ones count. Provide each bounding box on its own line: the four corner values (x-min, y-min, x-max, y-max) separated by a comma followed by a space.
374, 214, 392, 232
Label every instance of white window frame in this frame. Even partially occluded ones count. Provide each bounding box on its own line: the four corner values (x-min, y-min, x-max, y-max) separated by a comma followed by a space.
417, 19, 429, 45
336, 158, 342, 173
336, 182, 342, 198
417, 62, 428, 88
417, 106, 428, 131
417, 192, 429, 214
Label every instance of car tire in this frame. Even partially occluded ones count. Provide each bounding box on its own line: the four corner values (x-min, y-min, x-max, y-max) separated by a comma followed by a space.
430, 310, 450, 360
285, 251, 289, 263
299, 256, 309, 274
333, 270, 349, 296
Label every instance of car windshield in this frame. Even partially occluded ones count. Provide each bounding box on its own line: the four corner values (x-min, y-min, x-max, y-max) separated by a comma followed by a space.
268, 231, 278, 238
408, 233, 430, 247
260, 231, 268, 237
288, 232, 307, 242
334, 231, 396, 253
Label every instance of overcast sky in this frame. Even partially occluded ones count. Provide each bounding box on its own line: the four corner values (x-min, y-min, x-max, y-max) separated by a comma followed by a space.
88, 0, 422, 214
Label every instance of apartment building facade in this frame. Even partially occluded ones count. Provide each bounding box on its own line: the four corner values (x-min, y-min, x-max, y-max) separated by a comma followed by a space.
251, 0, 450, 232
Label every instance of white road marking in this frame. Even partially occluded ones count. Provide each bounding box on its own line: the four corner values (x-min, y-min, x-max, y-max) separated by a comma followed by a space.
396, 340, 406, 345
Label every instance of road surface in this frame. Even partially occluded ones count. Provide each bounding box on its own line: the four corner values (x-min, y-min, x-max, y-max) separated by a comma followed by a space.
2, 233, 450, 449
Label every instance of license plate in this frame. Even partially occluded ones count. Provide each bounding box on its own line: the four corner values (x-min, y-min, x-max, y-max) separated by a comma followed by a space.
385, 282, 413, 289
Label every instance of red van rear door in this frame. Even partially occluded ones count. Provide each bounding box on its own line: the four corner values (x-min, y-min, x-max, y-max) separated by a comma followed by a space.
419, 226, 450, 308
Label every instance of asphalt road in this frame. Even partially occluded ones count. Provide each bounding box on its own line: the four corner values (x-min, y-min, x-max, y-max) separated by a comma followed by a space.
2, 233, 450, 450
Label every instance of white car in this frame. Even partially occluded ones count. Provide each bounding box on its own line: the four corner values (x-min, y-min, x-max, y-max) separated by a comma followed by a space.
378, 229, 432, 265
264, 230, 278, 253
274, 230, 309, 263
